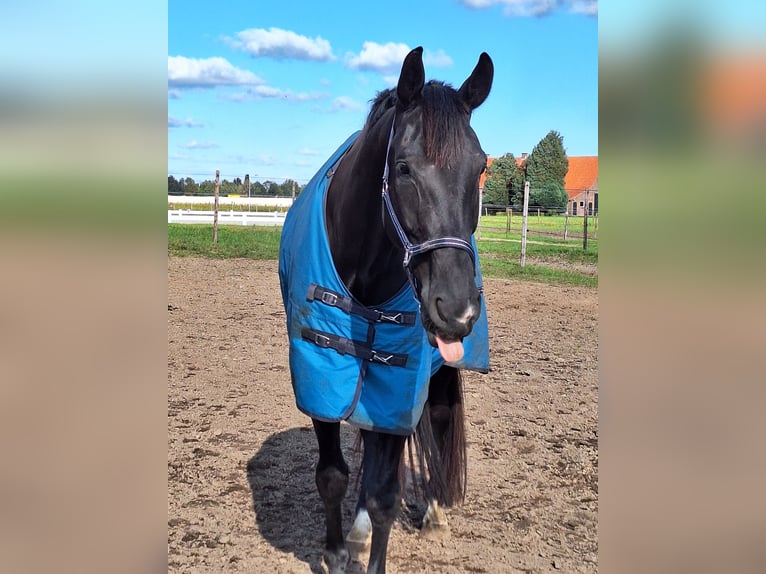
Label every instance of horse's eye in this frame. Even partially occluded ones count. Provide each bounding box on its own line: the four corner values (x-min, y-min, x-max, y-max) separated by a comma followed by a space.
396, 162, 410, 176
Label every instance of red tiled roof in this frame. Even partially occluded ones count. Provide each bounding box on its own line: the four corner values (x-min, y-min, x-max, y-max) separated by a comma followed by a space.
480, 155, 597, 201
479, 157, 494, 189
703, 56, 766, 137
564, 156, 598, 200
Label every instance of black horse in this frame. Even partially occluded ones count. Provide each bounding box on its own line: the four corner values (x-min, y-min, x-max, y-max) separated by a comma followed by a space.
279, 47, 493, 574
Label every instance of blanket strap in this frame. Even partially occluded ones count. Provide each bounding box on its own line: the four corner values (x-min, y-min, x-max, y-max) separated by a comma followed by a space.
307, 284, 417, 326
301, 327, 408, 367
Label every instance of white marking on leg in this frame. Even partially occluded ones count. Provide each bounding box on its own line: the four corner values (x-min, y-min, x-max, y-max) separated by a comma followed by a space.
346, 508, 372, 560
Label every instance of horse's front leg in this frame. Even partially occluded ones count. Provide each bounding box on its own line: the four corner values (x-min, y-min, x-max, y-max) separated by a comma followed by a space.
347, 477, 372, 560
360, 429, 406, 574
418, 366, 467, 539
313, 419, 350, 574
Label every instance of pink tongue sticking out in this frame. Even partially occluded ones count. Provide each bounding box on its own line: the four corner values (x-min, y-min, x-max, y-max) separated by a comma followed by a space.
436, 336, 464, 363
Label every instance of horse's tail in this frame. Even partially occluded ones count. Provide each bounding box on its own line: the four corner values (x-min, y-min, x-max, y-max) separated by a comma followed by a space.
413, 366, 467, 507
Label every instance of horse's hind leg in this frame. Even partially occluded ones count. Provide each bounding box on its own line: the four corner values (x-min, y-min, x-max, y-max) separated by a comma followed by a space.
360, 429, 406, 574
312, 419, 350, 574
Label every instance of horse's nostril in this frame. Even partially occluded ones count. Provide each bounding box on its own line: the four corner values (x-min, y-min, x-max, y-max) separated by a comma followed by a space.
434, 297, 449, 323
434, 297, 478, 329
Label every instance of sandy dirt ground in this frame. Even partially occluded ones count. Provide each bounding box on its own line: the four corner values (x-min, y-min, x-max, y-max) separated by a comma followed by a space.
168, 257, 598, 573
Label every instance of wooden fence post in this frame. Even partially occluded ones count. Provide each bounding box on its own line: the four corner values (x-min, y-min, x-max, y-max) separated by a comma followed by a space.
505, 207, 511, 237
582, 188, 588, 251
213, 170, 220, 244
564, 212, 569, 240
477, 192, 483, 240
521, 181, 530, 267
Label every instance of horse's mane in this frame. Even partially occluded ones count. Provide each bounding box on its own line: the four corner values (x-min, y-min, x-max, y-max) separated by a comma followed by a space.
365, 81, 467, 168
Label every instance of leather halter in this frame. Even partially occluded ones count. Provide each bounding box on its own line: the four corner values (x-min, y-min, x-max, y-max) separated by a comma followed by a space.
380, 115, 476, 297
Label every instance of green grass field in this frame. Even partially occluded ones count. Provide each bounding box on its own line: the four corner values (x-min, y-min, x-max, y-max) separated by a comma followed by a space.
479, 212, 598, 238
168, 224, 282, 259
168, 223, 597, 287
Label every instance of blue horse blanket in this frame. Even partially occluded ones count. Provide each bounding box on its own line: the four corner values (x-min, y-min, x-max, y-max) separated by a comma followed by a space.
279, 131, 490, 435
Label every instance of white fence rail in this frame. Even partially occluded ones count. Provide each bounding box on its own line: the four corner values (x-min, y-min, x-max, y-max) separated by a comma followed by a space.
168, 209, 286, 226
168, 195, 293, 207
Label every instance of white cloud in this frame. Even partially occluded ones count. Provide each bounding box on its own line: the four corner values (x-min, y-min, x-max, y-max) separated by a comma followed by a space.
329, 96, 364, 112
168, 56, 262, 88
298, 147, 321, 156
424, 49, 453, 68
180, 140, 219, 150
568, 1, 597, 16
345, 42, 454, 75
459, 0, 597, 17
226, 85, 326, 103
168, 89, 181, 99
227, 28, 335, 61
345, 42, 411, 73
168, 116, 204, 128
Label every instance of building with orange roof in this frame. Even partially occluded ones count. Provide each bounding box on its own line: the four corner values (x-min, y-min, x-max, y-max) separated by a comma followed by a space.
480, 154, 597, 215
702, 55, 766, 148
564, 156, 598, 215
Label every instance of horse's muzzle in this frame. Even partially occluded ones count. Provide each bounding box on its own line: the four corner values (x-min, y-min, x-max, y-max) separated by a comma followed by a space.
422, 288, 481, 346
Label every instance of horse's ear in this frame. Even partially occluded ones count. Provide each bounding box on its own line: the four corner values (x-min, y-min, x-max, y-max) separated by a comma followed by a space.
458, 52, 493, 111
397, 46, 425, 108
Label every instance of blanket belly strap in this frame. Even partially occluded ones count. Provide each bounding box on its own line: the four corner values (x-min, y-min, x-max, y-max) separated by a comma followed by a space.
301, 327, 408, 367
307, 283, 417, 325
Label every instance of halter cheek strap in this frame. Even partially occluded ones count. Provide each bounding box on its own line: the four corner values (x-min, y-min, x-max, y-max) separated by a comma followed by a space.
380, 115, 477, 296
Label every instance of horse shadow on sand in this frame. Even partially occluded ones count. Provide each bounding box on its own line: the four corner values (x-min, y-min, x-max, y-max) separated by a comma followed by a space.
246, 424, 367, 574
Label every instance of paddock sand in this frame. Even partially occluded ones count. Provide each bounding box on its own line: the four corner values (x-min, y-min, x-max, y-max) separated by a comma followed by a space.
168, 257, 598, 573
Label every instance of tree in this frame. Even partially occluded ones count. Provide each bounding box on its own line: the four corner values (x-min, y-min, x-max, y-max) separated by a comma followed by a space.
184, 177, 199, 195
168, 175, 183, 195
262, 181, 278, 196
250, 181, 266, 195
529, 181, 568, 212
483, 153, 523, 206
198, 180, 215, 195
525, 130, 568, 192
220, 179, 239, 196
279, 179, 301, 197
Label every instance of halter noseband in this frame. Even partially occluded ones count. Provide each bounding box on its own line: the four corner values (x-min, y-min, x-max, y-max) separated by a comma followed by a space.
381, 116, 476, 297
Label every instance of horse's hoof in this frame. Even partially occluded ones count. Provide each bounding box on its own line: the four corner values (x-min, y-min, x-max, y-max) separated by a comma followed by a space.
346, 536, 370, 563
420, 501, 450, 540
323, 547, 350, 574
420, 518, 451, 540
346, 510, 372, 561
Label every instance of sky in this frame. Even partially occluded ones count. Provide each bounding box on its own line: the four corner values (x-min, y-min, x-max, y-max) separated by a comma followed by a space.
168, 0, 598, 185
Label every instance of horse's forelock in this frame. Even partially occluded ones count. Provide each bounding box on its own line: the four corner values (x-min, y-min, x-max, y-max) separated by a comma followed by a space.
421, 81, 466, 168
365, 83, 466, 168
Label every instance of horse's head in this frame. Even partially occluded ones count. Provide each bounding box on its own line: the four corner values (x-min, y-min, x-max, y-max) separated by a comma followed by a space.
384, 47, 493, 362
